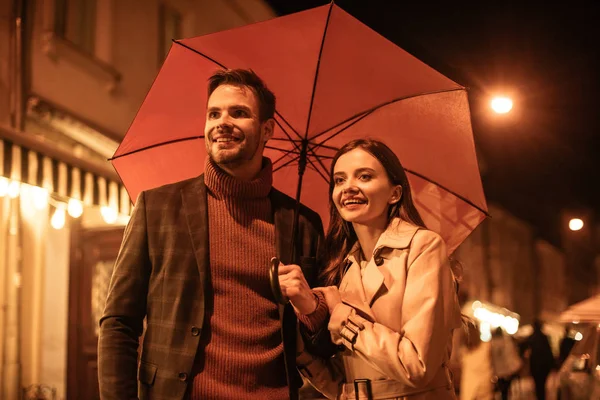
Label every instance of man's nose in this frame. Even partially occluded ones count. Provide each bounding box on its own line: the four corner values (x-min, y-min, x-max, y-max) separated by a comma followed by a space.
216, 115, 233, 131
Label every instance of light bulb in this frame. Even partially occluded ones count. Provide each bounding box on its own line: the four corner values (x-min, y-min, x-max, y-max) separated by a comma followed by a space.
51, 207, 66, 229
68, 199, 84, 218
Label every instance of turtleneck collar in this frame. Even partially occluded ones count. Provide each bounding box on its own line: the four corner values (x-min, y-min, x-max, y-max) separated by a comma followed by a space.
204, 157, 273, 199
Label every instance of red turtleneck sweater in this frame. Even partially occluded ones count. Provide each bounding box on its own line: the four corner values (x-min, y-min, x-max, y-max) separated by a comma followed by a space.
190, 158, 288, 400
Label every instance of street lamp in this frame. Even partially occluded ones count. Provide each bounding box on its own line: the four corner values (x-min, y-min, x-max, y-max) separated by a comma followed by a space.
568, 218, 584, 231
491, 96, 513, 114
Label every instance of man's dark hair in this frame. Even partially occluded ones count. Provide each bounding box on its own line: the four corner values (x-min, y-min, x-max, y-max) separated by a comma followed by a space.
208, 69, 276, 122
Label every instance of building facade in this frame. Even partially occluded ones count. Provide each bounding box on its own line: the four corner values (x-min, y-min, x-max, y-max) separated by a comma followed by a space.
0, 1, 275, 399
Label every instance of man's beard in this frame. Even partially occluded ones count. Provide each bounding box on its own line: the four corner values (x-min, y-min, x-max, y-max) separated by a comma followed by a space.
209, 139, 260, 167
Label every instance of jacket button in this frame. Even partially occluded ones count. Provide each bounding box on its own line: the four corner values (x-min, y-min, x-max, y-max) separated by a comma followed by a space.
191, 326, 200, 336
374, 256, 384, 266
178, 372, 188, 382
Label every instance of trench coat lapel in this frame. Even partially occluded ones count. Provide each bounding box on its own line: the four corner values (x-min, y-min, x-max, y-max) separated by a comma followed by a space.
361, 259, 386, 306
339, 255, 377, 321
181, 176, 209, 291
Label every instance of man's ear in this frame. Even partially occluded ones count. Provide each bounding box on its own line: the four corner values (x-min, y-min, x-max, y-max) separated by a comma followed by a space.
262, 118, 275, 141
389, 185, 402, 204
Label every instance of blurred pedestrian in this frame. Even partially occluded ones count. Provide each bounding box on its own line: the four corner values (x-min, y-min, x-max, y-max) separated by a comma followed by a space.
522, 319, 556, 400
557, 325, 575, 368
490, 327, 522, 400
460, 322, 494, 400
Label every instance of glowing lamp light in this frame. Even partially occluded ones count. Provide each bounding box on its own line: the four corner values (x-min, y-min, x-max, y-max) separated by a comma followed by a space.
569, 218, 584, 231
491, 97, 513, 114
7, 181, 20, 198
0, 177, 9, 196
51, 206, 66, 230
101, 206, 118, 224
67, 199, 84, 218
31, 186, 49, 210
574, 332, 583, 341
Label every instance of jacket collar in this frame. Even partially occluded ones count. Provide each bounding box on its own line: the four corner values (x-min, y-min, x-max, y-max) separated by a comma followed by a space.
341, 218, 422, 311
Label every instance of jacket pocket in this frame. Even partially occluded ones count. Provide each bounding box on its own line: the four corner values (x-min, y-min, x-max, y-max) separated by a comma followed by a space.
139, 361, 158, 386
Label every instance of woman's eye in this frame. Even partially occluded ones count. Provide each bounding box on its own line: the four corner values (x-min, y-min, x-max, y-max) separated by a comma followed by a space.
333, 177, 344, 185
359, 174, 372, 181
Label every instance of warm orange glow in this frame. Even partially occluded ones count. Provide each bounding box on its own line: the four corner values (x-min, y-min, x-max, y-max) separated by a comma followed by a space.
491, 97, 513, 114
569, 218, 584, 231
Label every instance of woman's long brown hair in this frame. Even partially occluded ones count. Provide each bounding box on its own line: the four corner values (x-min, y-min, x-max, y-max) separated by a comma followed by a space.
319, 139, 428, 286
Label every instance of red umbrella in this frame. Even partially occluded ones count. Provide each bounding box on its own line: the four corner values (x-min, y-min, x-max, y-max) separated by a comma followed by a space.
111, 3, 488, 253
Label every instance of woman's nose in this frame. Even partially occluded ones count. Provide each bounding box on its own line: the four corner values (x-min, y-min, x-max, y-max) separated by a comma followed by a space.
341, 183, 358, 194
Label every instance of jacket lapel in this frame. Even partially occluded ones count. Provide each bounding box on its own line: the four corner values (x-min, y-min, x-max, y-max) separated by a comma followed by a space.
181, 176, 209, 289
270, 190, 294, 265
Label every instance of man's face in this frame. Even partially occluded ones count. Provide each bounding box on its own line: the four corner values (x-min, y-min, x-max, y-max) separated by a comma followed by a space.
204, 84, 272, 168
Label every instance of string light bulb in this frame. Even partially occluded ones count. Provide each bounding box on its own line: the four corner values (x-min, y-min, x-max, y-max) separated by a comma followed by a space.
67, 198, 84, 218
51, 205, 66, 230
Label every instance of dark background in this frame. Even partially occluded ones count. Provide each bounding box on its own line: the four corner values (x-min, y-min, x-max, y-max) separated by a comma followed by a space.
266, 0, 600, 246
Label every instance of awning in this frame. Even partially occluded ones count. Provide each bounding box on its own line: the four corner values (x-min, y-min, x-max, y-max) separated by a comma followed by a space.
0, 137, 130, 215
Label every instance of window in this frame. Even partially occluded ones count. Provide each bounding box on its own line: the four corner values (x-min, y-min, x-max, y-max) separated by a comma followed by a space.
158, 3, 182, 65
54, 0, 98, 54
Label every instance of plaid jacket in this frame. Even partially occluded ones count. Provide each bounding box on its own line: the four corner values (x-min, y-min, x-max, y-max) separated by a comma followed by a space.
98, 175, 324, 400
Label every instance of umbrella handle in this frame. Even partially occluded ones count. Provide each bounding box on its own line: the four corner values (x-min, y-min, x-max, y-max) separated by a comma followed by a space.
269, 257, 288, 305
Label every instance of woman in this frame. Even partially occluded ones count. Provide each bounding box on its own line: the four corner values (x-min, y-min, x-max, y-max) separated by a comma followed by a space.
289, 139, 463, 399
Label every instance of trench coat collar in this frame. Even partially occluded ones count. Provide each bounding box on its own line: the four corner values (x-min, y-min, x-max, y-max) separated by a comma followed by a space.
341, 219, 422, 311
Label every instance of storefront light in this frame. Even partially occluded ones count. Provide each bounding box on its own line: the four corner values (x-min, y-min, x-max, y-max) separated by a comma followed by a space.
101, 206, 118, 224
7, 180, 20, 198
68, 198, 84, 218
0, 177, 9, 196
472, 301, 520, 337
480, 321, 492, 342
31, 186, 49, 210
51, 205, 66, 230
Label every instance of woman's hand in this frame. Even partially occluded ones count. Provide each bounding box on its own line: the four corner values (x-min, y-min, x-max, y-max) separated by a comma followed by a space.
278, 263, 318, 315
314, 286, 342, 314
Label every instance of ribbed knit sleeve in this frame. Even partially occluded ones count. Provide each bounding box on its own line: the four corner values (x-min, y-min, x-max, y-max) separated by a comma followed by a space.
297, 290, 329, 334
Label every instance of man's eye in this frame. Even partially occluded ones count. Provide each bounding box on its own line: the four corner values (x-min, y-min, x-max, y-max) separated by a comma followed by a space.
232, 109, 249, 118
208, 111, 219, 119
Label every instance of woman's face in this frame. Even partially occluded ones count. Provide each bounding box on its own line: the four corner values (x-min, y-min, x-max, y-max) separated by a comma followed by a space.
332, 148, 401, 230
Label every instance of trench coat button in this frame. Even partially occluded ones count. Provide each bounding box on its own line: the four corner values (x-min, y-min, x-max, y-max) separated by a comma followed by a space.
191, 326, 200, 336
178, 372, 188, 382
374, 256, 384, 266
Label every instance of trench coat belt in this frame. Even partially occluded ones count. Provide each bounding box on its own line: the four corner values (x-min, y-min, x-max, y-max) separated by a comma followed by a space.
340, 367, 453, 399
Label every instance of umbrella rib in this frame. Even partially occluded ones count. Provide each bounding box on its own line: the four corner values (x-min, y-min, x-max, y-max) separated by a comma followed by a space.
265, 144, 301, 154
312, 87, 466, 144
110, 136, 204, 160
404, 168, 490, 217
313, 110, 372, 150
172, 39, 305, 147
306, 145, 333, 178
305, 155, 330, 183
273, 155, 301, 173
302, 2, 335, 139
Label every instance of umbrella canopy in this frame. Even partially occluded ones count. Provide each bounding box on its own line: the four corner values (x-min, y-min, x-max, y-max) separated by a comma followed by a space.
559, 294, 600, 323
111, 2, 488, 253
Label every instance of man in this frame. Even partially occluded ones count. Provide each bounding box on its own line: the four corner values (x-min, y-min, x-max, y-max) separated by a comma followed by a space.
522, 319, 556, 400
98, 69, 326, 400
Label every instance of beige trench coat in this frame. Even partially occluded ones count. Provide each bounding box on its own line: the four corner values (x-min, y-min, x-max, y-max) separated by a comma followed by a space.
299, 219, 462, 400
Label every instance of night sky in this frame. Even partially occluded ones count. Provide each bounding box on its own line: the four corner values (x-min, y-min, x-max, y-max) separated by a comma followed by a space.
265, 0, 600, 246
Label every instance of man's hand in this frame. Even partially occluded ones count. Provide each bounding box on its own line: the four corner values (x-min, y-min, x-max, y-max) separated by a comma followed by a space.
278, 263, 318, 315
314, 286, 341, 314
